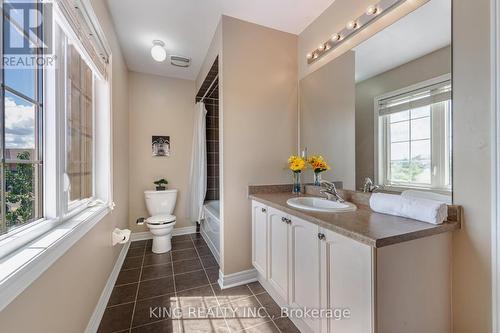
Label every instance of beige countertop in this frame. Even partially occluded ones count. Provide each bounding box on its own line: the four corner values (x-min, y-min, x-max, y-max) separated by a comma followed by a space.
249, 191, 461, 248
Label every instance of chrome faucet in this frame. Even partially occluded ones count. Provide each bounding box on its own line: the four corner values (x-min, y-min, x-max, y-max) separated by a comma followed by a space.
362, 177, 380, 193
320, 180, 345, 203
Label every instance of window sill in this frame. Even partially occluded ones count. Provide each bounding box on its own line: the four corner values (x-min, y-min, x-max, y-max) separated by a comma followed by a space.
0, 204, 111, 312
381, 184, 452, 195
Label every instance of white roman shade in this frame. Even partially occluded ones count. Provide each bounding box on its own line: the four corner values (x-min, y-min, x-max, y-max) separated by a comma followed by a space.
378, 80, 452, 116
55, 0, 110, 79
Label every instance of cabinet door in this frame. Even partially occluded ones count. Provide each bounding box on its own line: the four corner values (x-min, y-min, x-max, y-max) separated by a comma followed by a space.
320, 229, 374, 333
289, 215, 321, 332
251, 201, 268, 278
267, 207, 289, 303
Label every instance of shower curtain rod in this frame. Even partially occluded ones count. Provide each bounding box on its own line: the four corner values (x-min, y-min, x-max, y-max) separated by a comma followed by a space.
200, 74, 219, 103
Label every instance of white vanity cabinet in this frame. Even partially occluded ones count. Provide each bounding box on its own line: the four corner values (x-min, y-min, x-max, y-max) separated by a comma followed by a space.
289, 215, 322, 333
267, 206, 290, 303
251, 201, 268, 278
252, 201, 370, 333
251, 200, 452, 333
319, 228, 373, 333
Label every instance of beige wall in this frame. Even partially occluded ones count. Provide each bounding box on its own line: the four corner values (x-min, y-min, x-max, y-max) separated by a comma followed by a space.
355, 46, 451, 189
128, 72, 195, 231
452, 0, 492, 331
300, 51, 356, 189
221, 16, 298, 274
0, 0, 130, 332
196, 21, 222, 92
298, 0, 430, 79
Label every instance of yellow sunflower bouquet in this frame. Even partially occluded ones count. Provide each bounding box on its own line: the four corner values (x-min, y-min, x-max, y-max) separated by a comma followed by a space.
307, 155, 331, 185
288, 155, 306, 173
288, 155, 306, 194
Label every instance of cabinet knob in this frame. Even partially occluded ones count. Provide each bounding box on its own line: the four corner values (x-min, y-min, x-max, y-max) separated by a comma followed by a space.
281, 217, 287, 223
261, 208, 267, 213
318, 233, 326, 241
286, 218, 292, 224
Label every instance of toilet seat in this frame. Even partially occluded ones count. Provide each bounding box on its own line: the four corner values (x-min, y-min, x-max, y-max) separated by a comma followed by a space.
146, 214, 176, 225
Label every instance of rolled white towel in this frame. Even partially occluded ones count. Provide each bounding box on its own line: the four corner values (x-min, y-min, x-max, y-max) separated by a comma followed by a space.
401, 190, 452, 205
370, 193, 448, 225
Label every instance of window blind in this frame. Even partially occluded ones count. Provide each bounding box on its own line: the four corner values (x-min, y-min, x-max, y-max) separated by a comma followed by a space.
55, 0, 110, 80
378, 80, 452, 116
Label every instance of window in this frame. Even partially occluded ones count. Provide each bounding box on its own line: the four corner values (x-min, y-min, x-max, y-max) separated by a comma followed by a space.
376, 76, 452, 192
1, 1, 44, 234
0, 0, 111, 248
0, 2, 113, 304
66, 44, 94, 206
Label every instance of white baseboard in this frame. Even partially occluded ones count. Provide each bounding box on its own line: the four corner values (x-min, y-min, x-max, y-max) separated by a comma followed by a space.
130, 226, 197, 241
85, 241, 130, 333
218, 268, 258, 290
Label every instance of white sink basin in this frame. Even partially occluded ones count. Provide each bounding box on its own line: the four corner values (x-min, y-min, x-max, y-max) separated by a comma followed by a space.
286, 197, 357, 213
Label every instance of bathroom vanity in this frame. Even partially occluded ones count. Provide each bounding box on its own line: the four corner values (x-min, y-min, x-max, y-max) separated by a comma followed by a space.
250, 188, 461, 333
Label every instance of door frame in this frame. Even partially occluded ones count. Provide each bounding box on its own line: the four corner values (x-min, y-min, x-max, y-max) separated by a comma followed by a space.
492, 0, 500, 331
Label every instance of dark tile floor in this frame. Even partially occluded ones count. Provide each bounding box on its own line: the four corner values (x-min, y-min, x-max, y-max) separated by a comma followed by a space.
98, 233, 300, 333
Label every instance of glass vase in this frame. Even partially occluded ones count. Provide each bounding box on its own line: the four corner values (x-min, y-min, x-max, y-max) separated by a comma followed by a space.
313, 172, 322, 186
292, 172, 301, 194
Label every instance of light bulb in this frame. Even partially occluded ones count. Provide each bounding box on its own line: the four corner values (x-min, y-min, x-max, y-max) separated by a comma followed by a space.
331, 33, 342, 42
151, 40, 167, 62
306, 53, 313, 60
346, 20, 358, 30
318, 43, 325, 51
366, 5, 379, 15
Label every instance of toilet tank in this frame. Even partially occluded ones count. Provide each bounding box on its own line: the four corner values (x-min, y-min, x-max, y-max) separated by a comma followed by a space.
144, 189, 178, 216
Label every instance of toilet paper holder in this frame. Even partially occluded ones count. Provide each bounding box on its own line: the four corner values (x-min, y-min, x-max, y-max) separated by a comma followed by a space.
112, 228, 131, 246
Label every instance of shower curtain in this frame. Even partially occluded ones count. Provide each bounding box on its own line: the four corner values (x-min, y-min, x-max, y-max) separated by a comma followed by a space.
187, 102, 207, 223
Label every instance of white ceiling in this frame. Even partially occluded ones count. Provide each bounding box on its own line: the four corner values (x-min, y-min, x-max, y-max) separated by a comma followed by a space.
106, 0, 335, 80
354, 0, 451, 82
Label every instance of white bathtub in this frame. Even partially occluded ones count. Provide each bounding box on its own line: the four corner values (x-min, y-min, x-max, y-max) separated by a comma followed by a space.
201, 200, 220, 263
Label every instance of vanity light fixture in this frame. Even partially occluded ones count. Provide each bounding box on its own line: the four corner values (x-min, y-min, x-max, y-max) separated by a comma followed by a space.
151, 40, 167, 62
306, 0, 406, 64
366, 5, 380, 16
346, 20, 359, 30
331, 33, 343, 42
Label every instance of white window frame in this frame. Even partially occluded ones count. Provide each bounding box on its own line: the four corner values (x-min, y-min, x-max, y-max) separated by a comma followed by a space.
0, 1, 112, 254
61, 32, 97, 217
0, 0, 113, 311
374, 74, 452, 194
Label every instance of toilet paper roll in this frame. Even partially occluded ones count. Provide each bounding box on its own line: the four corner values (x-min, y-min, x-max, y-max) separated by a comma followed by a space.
112, 228, 131, 246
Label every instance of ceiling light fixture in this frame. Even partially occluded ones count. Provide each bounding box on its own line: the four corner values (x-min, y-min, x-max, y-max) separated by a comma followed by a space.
306, 0, 406, 65
151, 40, 167, 62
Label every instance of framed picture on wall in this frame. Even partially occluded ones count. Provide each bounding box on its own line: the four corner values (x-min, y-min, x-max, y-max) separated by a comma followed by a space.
152, 136, 170, 157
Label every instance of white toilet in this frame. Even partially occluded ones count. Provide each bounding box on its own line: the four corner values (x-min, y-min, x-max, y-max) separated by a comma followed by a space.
144, 189, 178, 254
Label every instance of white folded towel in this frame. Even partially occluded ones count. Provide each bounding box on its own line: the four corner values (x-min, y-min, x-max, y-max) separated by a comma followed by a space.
369, 193, 448, 225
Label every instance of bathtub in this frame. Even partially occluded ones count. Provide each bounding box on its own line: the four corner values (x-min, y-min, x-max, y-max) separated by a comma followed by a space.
201, 200, 220, 263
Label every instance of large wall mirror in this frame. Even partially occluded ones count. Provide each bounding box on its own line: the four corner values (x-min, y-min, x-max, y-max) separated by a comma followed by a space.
300, 0, 452, 200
